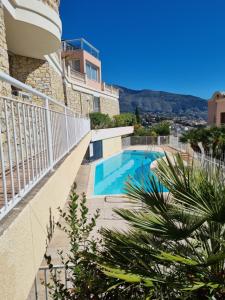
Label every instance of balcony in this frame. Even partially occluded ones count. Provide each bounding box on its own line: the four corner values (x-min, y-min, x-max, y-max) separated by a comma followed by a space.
69, 67, 87, 84
67, 66, 119, 96
102, 82, 119, 96
62, 39, 100, 59
3, 0, 62, 58
42, 0, 60, 12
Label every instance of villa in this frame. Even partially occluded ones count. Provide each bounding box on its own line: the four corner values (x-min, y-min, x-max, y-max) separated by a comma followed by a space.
208, 91, 225, 126
0, 0, 135, 299
0, 1, 200, 300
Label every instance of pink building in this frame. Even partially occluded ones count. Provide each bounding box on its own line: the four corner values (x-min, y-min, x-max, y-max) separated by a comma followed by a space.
208, 92, 225, 126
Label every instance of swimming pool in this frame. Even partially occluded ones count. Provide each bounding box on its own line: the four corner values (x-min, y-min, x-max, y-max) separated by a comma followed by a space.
94, 150, 165, 196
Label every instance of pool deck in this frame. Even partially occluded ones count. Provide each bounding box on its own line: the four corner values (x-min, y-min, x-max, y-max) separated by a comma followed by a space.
44, 145, 179, 265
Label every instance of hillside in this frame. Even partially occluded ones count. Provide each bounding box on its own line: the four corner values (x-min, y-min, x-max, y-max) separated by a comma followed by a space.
117, 86, 208, 120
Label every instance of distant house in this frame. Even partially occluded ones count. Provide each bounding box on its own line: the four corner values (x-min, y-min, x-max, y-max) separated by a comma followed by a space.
208, 92, 225, 126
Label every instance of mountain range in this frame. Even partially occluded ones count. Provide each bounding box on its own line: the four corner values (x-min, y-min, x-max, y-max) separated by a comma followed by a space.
116, 86, 208, 120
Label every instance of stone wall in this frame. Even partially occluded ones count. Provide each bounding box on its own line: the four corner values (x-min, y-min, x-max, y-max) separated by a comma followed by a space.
0, 3, 11, 96
65, 85, 94, 116
49, 65, 65, 102
100, 96, 120, 117
9, 54, 65, 104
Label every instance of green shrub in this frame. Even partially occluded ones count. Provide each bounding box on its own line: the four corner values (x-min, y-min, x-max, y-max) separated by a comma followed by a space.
45, 185, 144, 299
152, 121, 170, 136
89, 112, 112, 129
113, 113, 136, 127
180, 126, 225, 158
133, 121, 170, 136
99, 155, 225, 298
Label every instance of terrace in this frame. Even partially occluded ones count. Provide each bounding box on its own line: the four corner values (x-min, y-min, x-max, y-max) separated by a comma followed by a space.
62, 38, 100, 59
62, 39, 119, 97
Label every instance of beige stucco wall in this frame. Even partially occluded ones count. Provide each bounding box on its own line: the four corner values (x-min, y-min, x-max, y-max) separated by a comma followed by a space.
208, 99, 217, 125
208, 94, 225, 127
102, 136, 122, 158
0, 132, 91, 300
100, 96, 120, 117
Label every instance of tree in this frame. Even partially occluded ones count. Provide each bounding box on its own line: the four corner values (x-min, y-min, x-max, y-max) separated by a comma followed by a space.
180, 126, 225, 158
99, 154, 225, 299
152, 121, 170, 136
135, 106, 141, 124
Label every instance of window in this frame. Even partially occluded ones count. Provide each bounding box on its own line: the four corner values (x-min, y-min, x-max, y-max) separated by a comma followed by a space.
70, 59, 80, 72
86, 62, 98, 81
93, 97, 100, 112
221, 112, 225, 125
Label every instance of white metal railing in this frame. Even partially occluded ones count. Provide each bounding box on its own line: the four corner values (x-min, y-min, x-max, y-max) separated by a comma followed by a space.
0, 71, 90, 221
169, 135, 188, 153
62, 39, 100, 59
122, 136, 170, 148
28, 265, 69, 300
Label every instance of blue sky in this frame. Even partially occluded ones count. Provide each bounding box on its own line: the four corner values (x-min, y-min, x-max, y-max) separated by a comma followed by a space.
60, 0, 225, 99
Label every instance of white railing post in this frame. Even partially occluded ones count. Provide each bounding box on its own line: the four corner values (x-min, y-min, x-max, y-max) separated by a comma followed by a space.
65, 107, 69, 152
67, 65, 71, 78
157, 136, 160, 146
45, 99, 54, 170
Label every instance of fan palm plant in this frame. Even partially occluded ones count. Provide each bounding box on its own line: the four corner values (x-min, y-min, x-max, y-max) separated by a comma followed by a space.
99, 154, 225, 299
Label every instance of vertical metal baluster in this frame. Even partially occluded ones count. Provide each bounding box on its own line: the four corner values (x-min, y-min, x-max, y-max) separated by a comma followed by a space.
34, 107, 41, 177
44, 269, 48, 300
34, 276, 38, 300
18, 103, 26, 190
4, 100, 15, 201
11, 101, 21, 195
0, 117, 8, 211
75, 115, 78, 144
27, 105, 35, 181
51, 111, 56, 162
45, 99, 54, 171
41, 108, 48, 170
65, 107, 69, 153
38, 108, 44, 174
22, 104, 31, 183
31, 106, 38, 179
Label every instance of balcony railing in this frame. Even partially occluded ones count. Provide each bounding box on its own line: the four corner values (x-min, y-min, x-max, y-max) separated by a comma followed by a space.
102, 82, 119, 96
62, 39, 100, 59
0, 72, 90, 221
69, 67, 86, 84
41, 0, 60, 12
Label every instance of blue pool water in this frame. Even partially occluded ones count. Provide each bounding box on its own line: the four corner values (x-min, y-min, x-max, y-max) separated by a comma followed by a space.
94, 150, 165, 195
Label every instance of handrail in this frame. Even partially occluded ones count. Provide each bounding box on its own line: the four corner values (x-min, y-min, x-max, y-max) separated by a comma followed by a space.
0, 71, 90, 221
0, 71, 65, 108
62, 38, 100, 59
